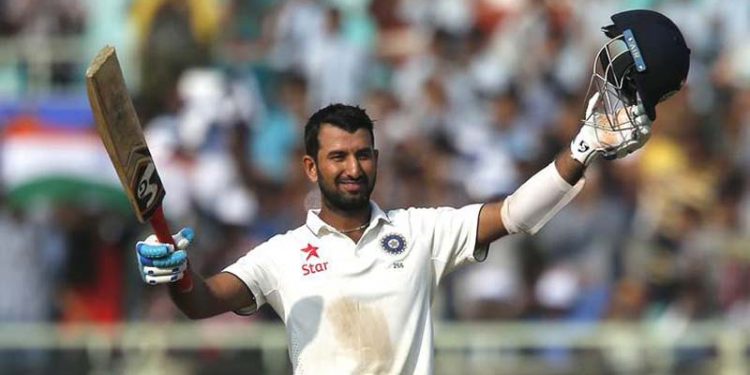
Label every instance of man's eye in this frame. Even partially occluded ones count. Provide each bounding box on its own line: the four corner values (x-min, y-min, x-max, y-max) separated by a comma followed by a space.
356, 150, 373, 159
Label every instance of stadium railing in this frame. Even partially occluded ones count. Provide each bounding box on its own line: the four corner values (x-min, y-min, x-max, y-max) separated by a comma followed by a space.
0, 322, 746, 374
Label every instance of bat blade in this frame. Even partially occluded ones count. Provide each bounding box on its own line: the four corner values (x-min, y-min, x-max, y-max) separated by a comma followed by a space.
85, 46, 165, 223
86, 46, 192, 292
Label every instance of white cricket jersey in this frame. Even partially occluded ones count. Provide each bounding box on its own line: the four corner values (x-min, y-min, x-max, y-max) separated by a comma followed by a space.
223, 201, 487, 374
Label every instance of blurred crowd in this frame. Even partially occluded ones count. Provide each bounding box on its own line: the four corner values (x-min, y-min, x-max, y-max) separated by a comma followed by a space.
2, 0, 750, 372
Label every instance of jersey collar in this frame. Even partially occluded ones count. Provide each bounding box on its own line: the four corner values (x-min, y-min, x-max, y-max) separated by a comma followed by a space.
306, 201, 391, 236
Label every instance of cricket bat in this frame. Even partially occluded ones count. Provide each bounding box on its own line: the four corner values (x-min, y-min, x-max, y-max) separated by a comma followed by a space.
85, 46, 193, 292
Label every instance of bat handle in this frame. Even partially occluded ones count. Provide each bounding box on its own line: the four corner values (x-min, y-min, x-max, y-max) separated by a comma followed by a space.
150, 206, 194, 292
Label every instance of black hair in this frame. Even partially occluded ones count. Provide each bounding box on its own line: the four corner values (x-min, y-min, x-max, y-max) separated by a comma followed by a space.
304, 103, 375, 158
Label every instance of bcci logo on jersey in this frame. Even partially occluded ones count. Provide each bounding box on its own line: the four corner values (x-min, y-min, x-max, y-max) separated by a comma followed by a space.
380, 233, 407, 255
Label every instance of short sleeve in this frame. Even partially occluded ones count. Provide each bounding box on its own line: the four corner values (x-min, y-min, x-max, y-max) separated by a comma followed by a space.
222, 242, 279, 314
410, 204, 487, 284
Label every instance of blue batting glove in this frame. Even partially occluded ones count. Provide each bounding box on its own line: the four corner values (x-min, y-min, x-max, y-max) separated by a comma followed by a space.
135, 228, 195, 285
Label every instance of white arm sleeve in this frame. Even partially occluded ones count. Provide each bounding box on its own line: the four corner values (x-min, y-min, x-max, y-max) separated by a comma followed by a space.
500, 161, 585, 235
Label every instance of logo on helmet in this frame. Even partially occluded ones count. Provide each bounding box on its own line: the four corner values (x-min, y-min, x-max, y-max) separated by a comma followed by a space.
623, 29, 646, 72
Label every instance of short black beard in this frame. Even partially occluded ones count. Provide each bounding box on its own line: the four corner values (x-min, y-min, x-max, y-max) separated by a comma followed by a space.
317, 173, 375, 212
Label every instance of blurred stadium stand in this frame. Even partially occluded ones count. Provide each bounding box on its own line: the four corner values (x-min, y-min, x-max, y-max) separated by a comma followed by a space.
2, 0, 750, 373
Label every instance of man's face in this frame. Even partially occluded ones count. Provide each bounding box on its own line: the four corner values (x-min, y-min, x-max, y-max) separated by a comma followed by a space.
304, 124, 378, 212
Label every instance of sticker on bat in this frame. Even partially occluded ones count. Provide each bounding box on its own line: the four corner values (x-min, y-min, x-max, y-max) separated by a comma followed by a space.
137, 162, 159, 207
129, 147, 166, 218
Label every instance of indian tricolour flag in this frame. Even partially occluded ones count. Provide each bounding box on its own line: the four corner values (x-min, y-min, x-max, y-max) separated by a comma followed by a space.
1, 115, 129, 213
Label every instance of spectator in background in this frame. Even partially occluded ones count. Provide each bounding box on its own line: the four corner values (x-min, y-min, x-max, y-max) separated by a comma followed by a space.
57, 206, 131, 323
251, 72, 306, 185
268, 0, 327, 75
303, 7, 371, 109
0, 196, 64, 373
216, 0, 276, 63
131, 0, 220, 123
626, 93, 721, 314
0, 203, 62, 322
462, 86, 531, 201
0, 0, 86, 91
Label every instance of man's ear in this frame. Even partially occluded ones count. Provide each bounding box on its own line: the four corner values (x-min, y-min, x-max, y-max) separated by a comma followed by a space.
303, 155, 318, 182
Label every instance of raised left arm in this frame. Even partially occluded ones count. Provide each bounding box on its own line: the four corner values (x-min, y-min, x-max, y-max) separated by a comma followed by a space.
475, 150, 586, 248
475, 97, 651, 248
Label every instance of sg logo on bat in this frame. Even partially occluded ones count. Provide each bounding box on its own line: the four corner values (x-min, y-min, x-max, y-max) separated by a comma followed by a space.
130, 147, 165, 218
137, 163, 159, 207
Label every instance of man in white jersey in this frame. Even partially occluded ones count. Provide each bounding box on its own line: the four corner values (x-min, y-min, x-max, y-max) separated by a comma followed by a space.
135, 10, 690, 374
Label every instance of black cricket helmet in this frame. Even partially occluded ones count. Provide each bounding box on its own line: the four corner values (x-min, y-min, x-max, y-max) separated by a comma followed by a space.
596, 9, 691, 121
580, 9, 691, 154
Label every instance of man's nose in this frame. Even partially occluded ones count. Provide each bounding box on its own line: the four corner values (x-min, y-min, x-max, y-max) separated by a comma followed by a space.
345, 156, 362, 177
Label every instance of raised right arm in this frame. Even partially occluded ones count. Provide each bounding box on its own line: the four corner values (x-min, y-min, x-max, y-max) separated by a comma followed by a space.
169, 271, 256, 319
136, 228, 256, 319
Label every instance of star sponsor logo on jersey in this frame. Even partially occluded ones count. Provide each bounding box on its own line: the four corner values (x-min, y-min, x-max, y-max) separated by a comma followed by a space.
301, 243, 320, 261
300, 243, 328, 276
380, 233, 407, 255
